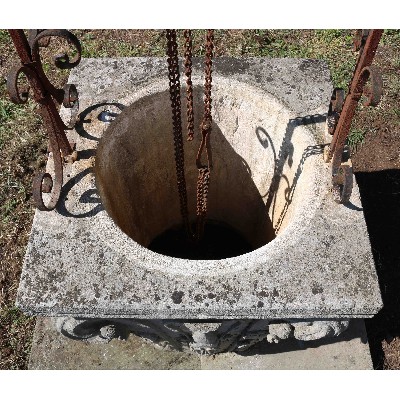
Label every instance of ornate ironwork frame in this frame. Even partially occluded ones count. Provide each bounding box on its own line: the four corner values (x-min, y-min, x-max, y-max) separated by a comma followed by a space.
6, 29, 383, 210
7, 29, 81, 210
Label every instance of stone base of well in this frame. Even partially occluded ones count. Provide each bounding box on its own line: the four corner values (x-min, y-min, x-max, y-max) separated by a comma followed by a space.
17, 58, 382, 356
56, 317, 350, 354
29, 317, 373, 369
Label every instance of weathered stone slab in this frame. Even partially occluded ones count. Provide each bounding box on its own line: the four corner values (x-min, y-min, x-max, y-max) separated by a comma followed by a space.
29, 317, 373, 369
16, 58, 382, 323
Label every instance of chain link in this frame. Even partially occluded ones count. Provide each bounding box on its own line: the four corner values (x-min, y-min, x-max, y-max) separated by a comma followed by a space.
195, 29, 214, 241
166, 29, 214, 242
184, 29, 195, 142
166, 29, 190, 235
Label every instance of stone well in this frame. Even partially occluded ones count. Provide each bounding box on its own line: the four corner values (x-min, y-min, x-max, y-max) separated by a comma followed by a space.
95, 78, 321, 254
17, 57, 383, 354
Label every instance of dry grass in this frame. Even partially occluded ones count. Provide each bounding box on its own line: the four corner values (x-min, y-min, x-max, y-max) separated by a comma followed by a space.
383, 337, 400, 369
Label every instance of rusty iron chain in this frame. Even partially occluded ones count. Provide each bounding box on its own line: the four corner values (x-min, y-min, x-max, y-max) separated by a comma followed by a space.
166, 29, 214, 242
195, 166, 211, 240
184, 29, 195, 142
166, 29, 191, 235
195, 29, 214, 241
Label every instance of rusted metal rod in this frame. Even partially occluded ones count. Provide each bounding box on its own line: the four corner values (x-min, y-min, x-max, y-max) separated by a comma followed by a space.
7, 29, 81, 211
324, 29, 383, 203
327, 30, 383, 169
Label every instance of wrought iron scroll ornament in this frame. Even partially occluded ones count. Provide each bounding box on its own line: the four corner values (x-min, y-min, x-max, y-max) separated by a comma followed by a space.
6, 29, 383, 209
7, 29, 81, 211
324, 29, 383, 204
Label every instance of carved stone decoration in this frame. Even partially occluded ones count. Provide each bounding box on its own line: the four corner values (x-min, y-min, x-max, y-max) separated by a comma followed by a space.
55, 317, 350, 354
290, 320, 350, 341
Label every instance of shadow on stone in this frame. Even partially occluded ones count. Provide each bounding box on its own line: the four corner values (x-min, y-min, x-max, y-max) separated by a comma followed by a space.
257, 113, 327, 231
238, 320, 368, 357
75, 102, 126, 142
57, 168, 104, 218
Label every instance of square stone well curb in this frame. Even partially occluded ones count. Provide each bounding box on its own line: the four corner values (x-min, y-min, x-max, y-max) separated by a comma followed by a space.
16, 58, 382, 353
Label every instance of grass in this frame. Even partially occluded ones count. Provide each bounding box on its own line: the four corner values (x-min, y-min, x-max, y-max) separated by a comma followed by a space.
0, 29, 49, 369
347, 128, 366, 151
0, 29, 399, 369
382, 29, 400, 46
0, 306, 35, 369
71, 29, 358, 88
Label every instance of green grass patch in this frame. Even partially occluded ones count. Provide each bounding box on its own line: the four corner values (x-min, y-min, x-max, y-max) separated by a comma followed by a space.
0, 306, 31, 326
64, 29, 358, 91
0, 306, 35, 370
0, 29, 11, 46
347, 128, 366, 150
0, 97, 20, 124
382, 29, 400, 46
0, 96, 39, 152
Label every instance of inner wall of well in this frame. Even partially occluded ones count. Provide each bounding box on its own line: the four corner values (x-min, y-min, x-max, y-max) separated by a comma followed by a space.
95, 81, 317, 250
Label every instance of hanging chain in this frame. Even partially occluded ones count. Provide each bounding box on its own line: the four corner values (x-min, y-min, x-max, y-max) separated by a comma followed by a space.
195, 29, 214, 241
184, 29, 195, 142
166, 29, 214, 242
166, 29, 191, 235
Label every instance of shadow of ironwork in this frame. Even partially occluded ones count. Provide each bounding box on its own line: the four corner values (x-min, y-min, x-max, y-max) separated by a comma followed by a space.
57, 167, 103, 218
55, 102, 127, 217
343, 201, 363, 211
75, 102, 125, 142
275, 144, 325, 231
256, 113, 327, 231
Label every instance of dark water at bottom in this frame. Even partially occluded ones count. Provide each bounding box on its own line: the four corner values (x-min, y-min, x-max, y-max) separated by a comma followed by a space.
148, 220, 253, 260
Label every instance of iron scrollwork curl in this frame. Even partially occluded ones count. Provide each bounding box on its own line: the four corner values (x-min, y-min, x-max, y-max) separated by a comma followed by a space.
7, 29, 82, 211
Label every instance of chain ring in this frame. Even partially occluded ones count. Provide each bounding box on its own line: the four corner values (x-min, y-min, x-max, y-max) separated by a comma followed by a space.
166, 29, 190, 234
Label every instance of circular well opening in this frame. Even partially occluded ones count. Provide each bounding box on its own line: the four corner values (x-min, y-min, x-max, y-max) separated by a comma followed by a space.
95, 79, 318, 260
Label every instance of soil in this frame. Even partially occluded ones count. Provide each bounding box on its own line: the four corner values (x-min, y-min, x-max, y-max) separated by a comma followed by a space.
350, 43, 400, 369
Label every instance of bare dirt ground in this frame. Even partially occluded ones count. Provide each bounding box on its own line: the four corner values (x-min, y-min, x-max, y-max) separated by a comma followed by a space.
349, 34, 400, 369
0, 29, 399, 369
